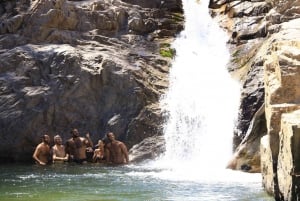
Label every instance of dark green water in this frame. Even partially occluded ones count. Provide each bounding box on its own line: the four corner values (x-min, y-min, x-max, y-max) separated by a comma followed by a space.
0, 163, 273, 201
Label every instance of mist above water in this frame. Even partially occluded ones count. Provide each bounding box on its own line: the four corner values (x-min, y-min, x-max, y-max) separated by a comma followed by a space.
155, 0, 240, 175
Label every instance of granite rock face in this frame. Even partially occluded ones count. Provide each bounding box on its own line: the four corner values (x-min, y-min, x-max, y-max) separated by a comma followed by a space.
209, 0, 273, 172
0, 0, 183, 162
277, 111, 300, 200
261, 19, 300, 199
209, 0, 300, 199
210, 0, 300, 175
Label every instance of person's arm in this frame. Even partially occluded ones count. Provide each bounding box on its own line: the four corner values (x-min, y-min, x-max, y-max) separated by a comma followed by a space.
85, 132, 93, 148
53, 155, 68, 161
105, 145, 111, 163
92, 149, 100, 162
99, 147, 104, 158
120, 143, 129, 163
52, 148, 68, 162
65, 141, 70, 154
92, 151, 97, 162
33, 145, 46, 165
64, 153, 69, 161
52, 150, 61, 162
65, 141, 73, 160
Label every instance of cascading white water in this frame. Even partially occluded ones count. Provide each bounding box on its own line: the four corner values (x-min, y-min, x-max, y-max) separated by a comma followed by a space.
157, 0, 240, 173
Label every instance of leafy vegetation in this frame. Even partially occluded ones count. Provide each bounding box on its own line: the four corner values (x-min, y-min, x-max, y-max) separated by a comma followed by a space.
159, 43, 176, 58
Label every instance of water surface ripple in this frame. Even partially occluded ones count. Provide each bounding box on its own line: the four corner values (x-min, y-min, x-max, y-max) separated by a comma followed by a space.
0, 164, 272, 201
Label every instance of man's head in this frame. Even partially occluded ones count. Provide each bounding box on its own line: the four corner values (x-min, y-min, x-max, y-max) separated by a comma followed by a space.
42, 134, 50, 144
71, 128, 80, 138
54, 135, 62, 145
106, 132, 115, 142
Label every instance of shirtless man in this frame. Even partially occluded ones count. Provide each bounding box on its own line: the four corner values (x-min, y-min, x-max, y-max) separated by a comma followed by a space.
32, 134, 51, 165
52, 135, 69, 163
105, 132, 129, 164
65, 128, 93, 164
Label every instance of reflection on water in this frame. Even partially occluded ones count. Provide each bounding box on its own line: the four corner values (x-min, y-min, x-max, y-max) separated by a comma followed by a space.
0, 164, 272, 201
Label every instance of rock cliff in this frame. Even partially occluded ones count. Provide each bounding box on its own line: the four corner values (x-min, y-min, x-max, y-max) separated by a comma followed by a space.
0, 0, 182, 162
209, 0, 300, 199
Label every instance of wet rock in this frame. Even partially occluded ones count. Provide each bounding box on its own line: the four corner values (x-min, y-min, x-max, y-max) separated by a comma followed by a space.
129, 135, 165, 163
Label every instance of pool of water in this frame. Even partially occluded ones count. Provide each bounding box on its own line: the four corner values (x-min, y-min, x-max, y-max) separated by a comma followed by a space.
0, 163, 273, 201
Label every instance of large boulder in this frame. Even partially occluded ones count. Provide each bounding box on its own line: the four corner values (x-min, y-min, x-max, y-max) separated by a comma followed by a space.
129, 135, 165, 163
277, 110, 300, 200
261, 18, 300, 198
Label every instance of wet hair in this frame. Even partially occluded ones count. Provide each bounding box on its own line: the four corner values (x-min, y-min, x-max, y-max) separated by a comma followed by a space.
106, 132, 114, 138
54, 135, 61, 140
70, 128, 79, 137
106, 132, 115, 143
41, 134, 49, 141
94, 139, 104, 148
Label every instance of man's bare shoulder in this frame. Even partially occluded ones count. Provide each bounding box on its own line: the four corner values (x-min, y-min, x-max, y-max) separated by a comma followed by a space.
117, 141, 126, 146
66, 138, 74, 143
37, 143, 48, 149
35, 143, 43, 150
52, 145, 59, 150
36, 143, 50, 153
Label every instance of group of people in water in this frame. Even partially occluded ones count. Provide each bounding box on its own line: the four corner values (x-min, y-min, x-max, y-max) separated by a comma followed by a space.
32, 128, 129, 165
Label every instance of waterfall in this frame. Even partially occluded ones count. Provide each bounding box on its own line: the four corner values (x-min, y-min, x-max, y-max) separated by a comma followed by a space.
157, 0, 240, 173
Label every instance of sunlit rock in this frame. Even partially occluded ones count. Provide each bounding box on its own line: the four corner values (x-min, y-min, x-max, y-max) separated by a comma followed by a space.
260, 135, 275, 196
262, 18, 300, 198
129, 135, 165, 163
227, 104, 265, 173
0, 0, 183, 162
277, 110, 300, 200
211, 0, 300, 185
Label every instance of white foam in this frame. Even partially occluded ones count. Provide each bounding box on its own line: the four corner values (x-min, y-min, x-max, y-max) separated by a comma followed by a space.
157, 0, 241, 176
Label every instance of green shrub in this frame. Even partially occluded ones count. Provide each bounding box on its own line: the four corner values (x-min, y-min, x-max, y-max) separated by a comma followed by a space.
159, 43, 175, 58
